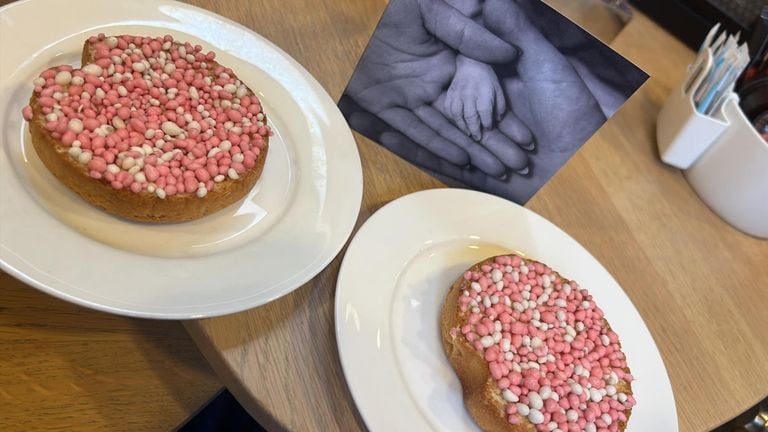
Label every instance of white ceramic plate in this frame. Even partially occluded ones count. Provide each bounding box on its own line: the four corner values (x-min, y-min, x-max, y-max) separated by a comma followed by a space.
336, 189, 677, 431
0, 0, 362, 318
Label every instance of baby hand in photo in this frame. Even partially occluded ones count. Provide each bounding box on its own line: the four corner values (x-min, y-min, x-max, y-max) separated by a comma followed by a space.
444, 55, 506, 140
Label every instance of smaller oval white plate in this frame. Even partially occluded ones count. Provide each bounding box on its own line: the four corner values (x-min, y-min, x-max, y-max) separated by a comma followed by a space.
335, 189, 677, 431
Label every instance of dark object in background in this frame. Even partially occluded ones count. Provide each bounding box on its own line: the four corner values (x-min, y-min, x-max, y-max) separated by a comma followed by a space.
740, 77, 768, 119
711, 396, 768, 431
178, 389, 264, 432
746, 7, 768, 59
736, 7, 768, 140
739, 77, 768, 138
737, 7, 768, 87
631, 0, 765, 49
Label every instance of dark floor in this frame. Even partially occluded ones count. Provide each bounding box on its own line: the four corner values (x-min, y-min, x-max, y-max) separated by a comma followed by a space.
711, 396, 768, 431
179, 390, 265, 432
181, 389, 767, 431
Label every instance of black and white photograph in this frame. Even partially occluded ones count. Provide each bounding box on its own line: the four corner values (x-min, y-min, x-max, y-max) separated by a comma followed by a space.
339, 0, 648, 203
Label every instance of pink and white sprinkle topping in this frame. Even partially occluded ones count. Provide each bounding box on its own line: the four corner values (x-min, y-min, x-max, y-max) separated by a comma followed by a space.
22, 33, 271, 199
455, 255, 636, 431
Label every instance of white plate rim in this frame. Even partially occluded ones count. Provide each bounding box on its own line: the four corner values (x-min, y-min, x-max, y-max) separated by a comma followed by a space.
335, 188, 678, 431
0, 0, 362, 319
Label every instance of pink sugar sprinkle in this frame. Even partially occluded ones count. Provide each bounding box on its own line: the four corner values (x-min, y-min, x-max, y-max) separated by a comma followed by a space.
22, 105, 33, 121
452, 255, 634, 428
22, 33, 270, 198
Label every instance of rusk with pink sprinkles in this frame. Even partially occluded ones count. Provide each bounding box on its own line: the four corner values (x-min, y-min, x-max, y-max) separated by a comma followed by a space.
23, 34, 270, 223
441, 254, 635, 432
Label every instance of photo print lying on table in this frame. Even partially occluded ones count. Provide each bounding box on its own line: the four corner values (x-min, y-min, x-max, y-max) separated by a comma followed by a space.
339, 0, 648, 203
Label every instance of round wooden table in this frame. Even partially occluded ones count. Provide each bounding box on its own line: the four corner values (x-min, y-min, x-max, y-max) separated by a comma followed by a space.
2, 0, 766, 430
181, 1, 768, 432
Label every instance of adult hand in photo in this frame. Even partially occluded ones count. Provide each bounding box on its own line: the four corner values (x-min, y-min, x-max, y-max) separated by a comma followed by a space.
432, 93, 532, 175
439, 0, 537, 176
439, 54, 538, 174
482, 0, 606, 158
341, 98, 533, 203
345, 0, 519, 174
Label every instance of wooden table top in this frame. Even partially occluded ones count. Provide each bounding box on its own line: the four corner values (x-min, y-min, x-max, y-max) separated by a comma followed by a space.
0, 270, 221, 431
2, 0, 765, 431
183, 2, 768, 432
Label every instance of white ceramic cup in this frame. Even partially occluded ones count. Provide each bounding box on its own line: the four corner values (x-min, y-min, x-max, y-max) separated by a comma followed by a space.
684, 97, 768, 239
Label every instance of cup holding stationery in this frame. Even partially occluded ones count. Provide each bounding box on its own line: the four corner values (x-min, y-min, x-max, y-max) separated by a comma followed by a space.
657, 25, 768, 239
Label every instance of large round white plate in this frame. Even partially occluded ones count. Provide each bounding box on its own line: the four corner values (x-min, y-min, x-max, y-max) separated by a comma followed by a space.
336, 189, 677, 431
0, 0, 362, 319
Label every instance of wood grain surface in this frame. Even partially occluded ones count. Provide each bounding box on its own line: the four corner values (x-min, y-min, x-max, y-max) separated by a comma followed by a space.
179, 2, 768, 432
2, 0, 766, 431
0, 270, 221, 431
